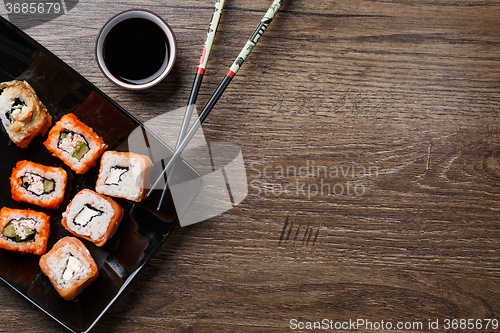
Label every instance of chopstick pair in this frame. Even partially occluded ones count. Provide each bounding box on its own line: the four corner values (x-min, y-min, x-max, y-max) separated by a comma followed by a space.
175, 0, 226, 149
149, 0, 288, 210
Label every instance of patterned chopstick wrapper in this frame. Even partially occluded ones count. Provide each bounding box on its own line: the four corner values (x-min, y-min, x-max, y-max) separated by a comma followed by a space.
197, 0, 226, 75
227, 0, 286, 78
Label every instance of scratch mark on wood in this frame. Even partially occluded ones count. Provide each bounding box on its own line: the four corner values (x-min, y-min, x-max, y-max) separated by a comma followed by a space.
279, 217, 320, 247
426, 143, 432, 170
286, 220, 294, 241
302, 222, 310, 246
279, 215, 289, 244
313, 224, 321, 246
293, 221, 302, 244
305, 226, 314, 246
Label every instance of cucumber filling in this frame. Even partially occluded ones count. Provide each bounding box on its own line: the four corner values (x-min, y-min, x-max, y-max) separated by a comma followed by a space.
3, 218, 37, 242
72, 141, 89, 160
21, 173, 55, 195
105, 166, 129, 186
5, 98, 26, 124
58, 130, 89, 161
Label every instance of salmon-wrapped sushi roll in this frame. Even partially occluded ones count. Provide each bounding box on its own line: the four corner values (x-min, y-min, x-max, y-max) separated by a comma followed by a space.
61, 189, 123, 247
43, 113, 107, 174
11, 160, 68, 209
39, 237, 98, 301
95, 151, 152, 202
0, 80, 52, 148
0, 207, 50, 255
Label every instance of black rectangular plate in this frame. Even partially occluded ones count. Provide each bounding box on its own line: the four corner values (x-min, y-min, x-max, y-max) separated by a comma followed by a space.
0, 16, 202, 333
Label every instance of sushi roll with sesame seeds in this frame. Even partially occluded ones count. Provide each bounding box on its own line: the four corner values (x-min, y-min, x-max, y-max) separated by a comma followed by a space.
0, 80, 52, 148
43, 113, 107, 174
10, 160, 68, 209
61, 189, 123, 247
95, 151, 152, 202
0, 207, 50, 255
39, 236, 98, 301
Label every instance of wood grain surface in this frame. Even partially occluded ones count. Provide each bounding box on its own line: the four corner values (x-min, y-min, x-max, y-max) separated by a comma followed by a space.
1, 0, 500, 332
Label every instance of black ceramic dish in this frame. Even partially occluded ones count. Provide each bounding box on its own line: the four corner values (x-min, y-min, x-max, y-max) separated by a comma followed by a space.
0, 16, 202, 332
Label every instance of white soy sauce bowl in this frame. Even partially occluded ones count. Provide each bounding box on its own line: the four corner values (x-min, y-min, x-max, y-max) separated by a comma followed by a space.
95, 9, 177, 90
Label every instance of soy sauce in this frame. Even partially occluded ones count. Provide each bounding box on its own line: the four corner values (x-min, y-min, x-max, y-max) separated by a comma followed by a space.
103, 18, 169, 85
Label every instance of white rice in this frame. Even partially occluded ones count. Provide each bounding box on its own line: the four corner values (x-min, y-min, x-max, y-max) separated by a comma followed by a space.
15, 163, 66, 205
62, 190, 115, 241
44, 244, 91, 287
0, 89, 15, 134
95, 152, 149, 201
0, 89, 27, 142
0, 84, 49, 145
1, 210, 41, 245
52, 117, 98, 169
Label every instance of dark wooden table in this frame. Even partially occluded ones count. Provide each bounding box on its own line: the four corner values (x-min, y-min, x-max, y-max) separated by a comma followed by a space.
1, 0, 500, 332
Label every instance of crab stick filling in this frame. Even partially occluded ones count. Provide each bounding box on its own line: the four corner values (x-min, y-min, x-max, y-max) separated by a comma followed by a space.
2, 218, 37, 242
58, 130, 89, 161
21, 173, 55, 196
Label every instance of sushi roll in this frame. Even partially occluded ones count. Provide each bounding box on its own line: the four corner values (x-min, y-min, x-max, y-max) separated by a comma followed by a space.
11, 160, 68, 209
61, 189, 123, 247
43, 113, 107, 174
95, 151, 152, 202
39, 236, 98, 301
0, 207, 50, 255
0, 80, 52, 148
